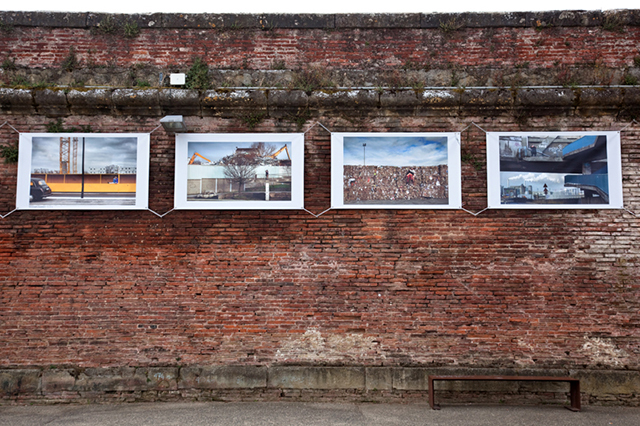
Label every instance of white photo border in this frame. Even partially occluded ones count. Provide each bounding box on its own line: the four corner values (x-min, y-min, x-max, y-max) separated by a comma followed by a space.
486, 131, 623, 209
16, 133, 150, 210
331, 132, 462, 209
174, 133, 305, 210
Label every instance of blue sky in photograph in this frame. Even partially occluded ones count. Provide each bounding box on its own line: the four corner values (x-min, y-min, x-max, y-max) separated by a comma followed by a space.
187, 142, 290, 163
500, 171, 578, 192
31, 136, 137, 172
343, 136, 447, 167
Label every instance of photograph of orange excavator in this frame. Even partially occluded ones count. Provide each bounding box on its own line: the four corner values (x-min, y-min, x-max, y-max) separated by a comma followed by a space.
188, 152, 213, 165
185, 141, 293, 202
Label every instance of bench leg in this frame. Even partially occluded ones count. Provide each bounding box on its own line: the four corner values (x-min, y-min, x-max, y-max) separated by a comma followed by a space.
429, 378, 440, 410
567, 381, 581, 412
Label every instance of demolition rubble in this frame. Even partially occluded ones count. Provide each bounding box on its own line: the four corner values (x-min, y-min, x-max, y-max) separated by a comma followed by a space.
344, 165, 448, 203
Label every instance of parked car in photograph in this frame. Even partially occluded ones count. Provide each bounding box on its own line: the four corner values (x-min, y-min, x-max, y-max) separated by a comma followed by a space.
30, 178, 52, 201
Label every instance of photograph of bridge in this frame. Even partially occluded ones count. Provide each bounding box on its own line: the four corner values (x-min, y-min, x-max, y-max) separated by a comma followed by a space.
487, 132, 623, 209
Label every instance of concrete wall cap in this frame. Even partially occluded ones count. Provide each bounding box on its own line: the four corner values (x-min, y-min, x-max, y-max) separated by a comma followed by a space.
1, 10, 638, 30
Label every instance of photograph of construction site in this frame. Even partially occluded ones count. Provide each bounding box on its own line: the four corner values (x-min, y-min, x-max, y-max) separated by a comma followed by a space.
331, 133, 462, 209
487, 132, 623, 209
16, 133, 150, 210
174, 134, 304, 210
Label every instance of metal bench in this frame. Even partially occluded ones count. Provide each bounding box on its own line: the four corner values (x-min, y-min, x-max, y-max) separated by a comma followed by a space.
428, 375, 581, 411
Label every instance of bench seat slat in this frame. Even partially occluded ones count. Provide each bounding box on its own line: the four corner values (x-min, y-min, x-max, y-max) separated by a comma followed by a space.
428, 375, 580, 411
429, 375, 578, 381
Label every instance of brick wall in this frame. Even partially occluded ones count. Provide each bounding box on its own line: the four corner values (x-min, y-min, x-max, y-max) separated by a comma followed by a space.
0, 11, 639, 404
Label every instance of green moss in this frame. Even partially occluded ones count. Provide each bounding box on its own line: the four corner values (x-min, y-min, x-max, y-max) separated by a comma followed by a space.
0, 144, 19, 164
186, 57, 211, 90
98, 15, 118, 34
271, 59, 286, 70
134, 79, 151, 87
402, 59, 421, 71
2, 58, 16, 71
291, 67, 335, 94
240, 111, 267, 129
61, 47, 79, 72
288, 108, 311, 130
450, 70, 460, 87
123, 20, 140, 38
461, 149, 483, 171
10, 76, 28, 87
0, 21, 14, 33
439, 18, 463, 33
623, 74, 638, 86
32, 81, 52, 89
602, 16, 624, 33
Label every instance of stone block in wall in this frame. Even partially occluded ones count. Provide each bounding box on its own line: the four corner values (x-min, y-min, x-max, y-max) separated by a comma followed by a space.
112, 89, 161, 116
162, 13, 257, 29
260, 14, 335, 29
201, 90, 267, 118
86, 13, 162, 29
449, 12, 528, 28
0, 88, 35, 115
34, 89, 69, 117
573, 370, 640, 396
603, 9, 640, 26
365, 367, 392, 391
74, 367, 146, 392
67, 89, 113, 115
179, 365, 267, 389
421, 12, 529, 29
146, 367, 179, 391
0, 369, 41, 396
392, 367, 429, 390
417, 90, 461, 113
42, 369, 76, 393
554, 10, 604, 27
309, 90, 378, 113
461, 88, 513, 115
0, 11, 87, 27
336, 14, 421, 29
269, 366, 365, 390
514, 88, 576, 115
268, 90, 309, 119
578, 88, 624, 113
158, 89, 201, 116
380, 90, 420, 110
622, 87, 640, 118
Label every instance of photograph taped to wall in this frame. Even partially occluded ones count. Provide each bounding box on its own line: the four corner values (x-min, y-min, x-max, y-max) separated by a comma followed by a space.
331, 133, 462, 209
486, 131, 623, 209
16, 133, 150, 210
174, 133, 304, 210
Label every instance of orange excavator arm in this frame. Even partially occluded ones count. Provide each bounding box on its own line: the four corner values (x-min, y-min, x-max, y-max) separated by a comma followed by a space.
269, 145, 291, 161
188, 152, 212, 164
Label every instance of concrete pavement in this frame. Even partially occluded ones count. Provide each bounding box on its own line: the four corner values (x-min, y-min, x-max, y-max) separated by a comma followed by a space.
1, 402, 639, 426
